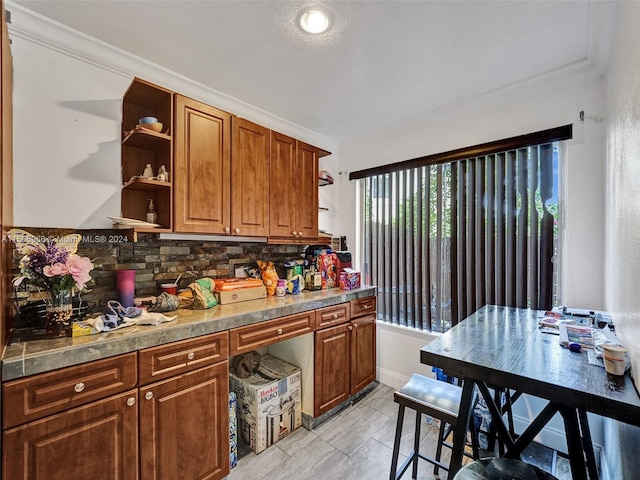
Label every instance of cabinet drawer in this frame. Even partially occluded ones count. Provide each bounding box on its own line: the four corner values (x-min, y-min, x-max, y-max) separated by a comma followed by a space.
350, 296, 376, 318
139, 331, 229, 385
315, 303, 350, 330
2, 353, 137, 429
230, 311, 315, 355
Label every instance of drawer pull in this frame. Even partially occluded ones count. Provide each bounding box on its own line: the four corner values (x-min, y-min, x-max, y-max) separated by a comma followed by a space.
187, 352, 195, 360
277, 328, 283, 335
332, 313, 339, 319
145, 392, 154, 400
362, 304, 372, 309
74, 382, 85, 393
127, 397, 136, 407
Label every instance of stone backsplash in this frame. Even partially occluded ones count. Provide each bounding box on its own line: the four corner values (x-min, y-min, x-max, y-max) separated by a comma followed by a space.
9, 228, 309, 312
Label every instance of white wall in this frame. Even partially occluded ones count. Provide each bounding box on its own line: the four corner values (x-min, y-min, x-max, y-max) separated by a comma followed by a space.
602, 2, 640, 478
7, 2, 338, 230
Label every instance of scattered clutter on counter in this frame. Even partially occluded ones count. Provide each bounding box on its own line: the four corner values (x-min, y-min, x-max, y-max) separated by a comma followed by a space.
229, 353, 301, 454
72, 300, 176, 336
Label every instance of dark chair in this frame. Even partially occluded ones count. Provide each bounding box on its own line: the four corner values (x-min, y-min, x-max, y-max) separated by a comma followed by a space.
389, 374, 479, 480
452, 458, 559, 479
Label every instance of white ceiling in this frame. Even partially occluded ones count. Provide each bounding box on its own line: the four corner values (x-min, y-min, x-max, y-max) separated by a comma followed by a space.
11, 0, 616, 143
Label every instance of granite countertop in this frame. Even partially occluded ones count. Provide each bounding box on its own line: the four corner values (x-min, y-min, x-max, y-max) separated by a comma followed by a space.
2, 286, 376, 381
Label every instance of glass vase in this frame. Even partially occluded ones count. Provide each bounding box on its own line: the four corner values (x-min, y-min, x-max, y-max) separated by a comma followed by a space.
46, 289, 73, 337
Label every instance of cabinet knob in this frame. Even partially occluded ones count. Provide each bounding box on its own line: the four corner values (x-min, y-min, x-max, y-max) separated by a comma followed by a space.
277, 328, 283, 335
127, 397, 136, 407
187, 352, 195, 360
234, 227, 240, 234
74, 382, 85, 393
353, 323, 358, 328
292, 231, 298, 236
145, 391, 154, 401
224, 226, 230, 233
348, 325, 353, 331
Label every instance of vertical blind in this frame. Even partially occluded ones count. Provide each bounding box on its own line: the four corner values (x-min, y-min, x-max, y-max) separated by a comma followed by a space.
356, 130, 567, 332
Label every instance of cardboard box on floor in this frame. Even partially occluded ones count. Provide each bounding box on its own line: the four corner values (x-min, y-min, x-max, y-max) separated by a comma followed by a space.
229, 354, 302, 454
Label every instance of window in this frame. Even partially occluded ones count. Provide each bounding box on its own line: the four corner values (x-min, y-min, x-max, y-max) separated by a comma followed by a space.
352, 126, 570, 332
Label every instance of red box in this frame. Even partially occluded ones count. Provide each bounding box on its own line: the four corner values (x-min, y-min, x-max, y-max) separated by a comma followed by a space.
317, 252, 337, 289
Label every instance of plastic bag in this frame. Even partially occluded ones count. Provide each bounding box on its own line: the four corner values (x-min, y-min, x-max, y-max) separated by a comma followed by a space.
257, 260, 279, 296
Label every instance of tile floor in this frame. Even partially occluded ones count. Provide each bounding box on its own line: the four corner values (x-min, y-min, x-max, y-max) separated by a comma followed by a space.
228, 383, 571, 480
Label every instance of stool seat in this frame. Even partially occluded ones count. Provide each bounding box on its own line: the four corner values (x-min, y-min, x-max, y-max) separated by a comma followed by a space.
395, 373, 463, 426
389, 374, 479, 480
453, 458, 559, 480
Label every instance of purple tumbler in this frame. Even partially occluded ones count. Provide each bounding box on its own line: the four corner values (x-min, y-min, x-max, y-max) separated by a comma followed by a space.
116, 269, 136, 307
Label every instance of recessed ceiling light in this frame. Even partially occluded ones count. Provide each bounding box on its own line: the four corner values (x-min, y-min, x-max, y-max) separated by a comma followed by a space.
299, 9, 330, 34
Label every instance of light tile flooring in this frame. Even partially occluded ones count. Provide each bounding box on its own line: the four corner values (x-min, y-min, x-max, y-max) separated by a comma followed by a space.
228, 383, 571, 480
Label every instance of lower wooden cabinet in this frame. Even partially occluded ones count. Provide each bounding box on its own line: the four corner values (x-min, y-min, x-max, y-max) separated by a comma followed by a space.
140, 361, 229, 480
314, 298, 377, 417
314, 323, 351, 416
350, 313, 377, 394
3, 390, 139, 480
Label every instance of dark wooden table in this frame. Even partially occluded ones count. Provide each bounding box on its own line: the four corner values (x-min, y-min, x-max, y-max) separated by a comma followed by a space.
420, 305, 640, 480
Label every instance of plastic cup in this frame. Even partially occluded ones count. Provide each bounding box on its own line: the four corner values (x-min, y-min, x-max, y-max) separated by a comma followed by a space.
161, 283, 178, 295
603, 344, 626, 376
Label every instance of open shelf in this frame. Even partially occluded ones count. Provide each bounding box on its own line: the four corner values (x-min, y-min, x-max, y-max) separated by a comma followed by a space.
122, 128, 171, 149
122, 178, 172, 192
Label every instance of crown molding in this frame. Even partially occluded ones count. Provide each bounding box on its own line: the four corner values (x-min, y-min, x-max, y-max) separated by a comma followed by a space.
4, 0, 339, 154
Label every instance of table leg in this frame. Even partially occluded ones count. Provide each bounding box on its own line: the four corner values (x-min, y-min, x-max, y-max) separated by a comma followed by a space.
578, 408, 599, 480
559, 406, 588, 480
447, 379, 476, 480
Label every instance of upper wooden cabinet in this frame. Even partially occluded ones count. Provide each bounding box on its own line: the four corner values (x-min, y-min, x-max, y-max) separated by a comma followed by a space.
231, 118, 270, 236
174, 95, 232, 234
270, 134, 325, 242
123, 79, 331, 239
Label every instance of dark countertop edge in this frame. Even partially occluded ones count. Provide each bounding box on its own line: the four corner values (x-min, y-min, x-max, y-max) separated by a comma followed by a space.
1, 287, 377, 381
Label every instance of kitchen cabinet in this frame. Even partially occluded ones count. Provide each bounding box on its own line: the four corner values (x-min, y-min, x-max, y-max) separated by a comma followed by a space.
174, 94, 232, 234
139, 363, 229, 480
2, 354, 139, 479
269, 133, 329, 242
231, 118, 270, 236
138, 332, 230, 480
230, 310, 315, 356
313, 296, 377, 417
121, 78, 173, 232
1, 0, 12, 346
2, 333, 231, 480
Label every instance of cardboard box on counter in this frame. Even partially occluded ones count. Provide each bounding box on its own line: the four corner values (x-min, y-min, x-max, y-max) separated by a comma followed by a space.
215, 285, 267, 304
339, 268, 361, 290
229, 354, 302, 454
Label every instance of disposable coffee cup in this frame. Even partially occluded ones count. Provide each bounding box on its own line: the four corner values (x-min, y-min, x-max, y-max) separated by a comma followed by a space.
603, 344, 626, 376
161, 283, 178, 295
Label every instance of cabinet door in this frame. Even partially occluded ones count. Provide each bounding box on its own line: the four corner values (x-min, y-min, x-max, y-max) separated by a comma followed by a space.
269, 131, 297, 237
3, 390, 139, 480
140, 362, 229, 480
350, 314, 377, 394
231, 118, 270, 236
296, 141, 319, 240
174, 95, 231, 233
314, 324, 350, 417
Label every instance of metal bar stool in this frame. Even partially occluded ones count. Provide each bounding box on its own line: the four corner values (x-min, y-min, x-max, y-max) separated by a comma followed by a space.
389, 374, 479, 480
452, 458, 559, 479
